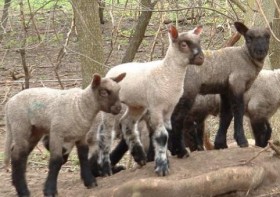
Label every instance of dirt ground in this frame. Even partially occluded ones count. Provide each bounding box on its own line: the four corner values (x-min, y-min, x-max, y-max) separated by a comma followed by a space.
1, 139, 280, 197
1, 3, 280, 197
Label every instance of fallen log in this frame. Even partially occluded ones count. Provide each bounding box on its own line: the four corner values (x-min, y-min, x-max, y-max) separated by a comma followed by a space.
97, 166, 265, 197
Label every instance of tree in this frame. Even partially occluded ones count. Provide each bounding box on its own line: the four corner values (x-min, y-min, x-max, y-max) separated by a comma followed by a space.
270, 0, 280, 69
71, 0, 105, 87
0, 0, 11, 42
121, 0, 159, 63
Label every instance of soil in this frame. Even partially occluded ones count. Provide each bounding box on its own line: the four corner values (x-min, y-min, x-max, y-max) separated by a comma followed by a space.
1, 4, 280, 197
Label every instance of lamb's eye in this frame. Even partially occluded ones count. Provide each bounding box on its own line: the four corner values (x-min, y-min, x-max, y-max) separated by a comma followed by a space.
180, 41, 188, 48
99, 89, 109, 97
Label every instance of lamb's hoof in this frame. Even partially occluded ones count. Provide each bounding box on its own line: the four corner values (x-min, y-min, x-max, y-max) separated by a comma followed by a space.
214, 142, 228, 149
197, 145, 204, 151
238, 142, 249, 148
112, 165, 126, 174
44, 191, 58, 197
83, 175, 98, 188
155, 158, 169, 176
236, 138, 249, 148
131, 145, 147, 166
86, 181, 98, 189
176, 148, 189, 158
101, 161, 112, 176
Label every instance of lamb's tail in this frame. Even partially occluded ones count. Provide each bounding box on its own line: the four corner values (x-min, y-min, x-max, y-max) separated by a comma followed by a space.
3, 113, 12, 170
204, 130, 214, 150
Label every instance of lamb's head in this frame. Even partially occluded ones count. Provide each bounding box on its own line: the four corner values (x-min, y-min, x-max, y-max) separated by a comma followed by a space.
234, 21, 270, 62
91, 73, 126, 115
167, 25, 204, 66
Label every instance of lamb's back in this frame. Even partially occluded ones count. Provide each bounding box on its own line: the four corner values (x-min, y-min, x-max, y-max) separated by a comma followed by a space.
197, 47, 259, 94
6, 88, 81, 130
106, 60, 162, 107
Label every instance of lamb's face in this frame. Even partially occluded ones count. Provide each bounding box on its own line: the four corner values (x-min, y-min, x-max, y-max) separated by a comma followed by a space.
92, 73, 126, 115
234, 22, 271, 62
168, 25, 204, 66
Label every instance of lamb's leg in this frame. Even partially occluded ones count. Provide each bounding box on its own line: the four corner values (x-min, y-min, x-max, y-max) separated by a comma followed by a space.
76, 142, 97, 188
43, 132, 64, 196
264, 120, 272, 145
11, 128, 42, 197
214, 94, 233, 149
90, 121, 126, 177
42, 135, 70, 164
231, 93, 248, 147
150, 115, 169, 176
97, 123, 113, 176
251, 119, 271, 148
110, 136, 129, 165
120, 107, 147, 166
195, 120, 205, 151
184, 118, 198, 152
170, 97, 194, 158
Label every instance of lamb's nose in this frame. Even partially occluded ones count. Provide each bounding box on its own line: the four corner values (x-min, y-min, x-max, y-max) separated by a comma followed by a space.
111, 105, 122, 115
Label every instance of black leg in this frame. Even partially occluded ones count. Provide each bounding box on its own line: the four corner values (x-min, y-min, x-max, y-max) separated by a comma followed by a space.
43, 156, 63, 196
76, 144, 97, 188
264, 120, 272, 145
11, 151, 30, 197
170, 97, 194, 158
214, 94, 233, 149
184, 119, 198, 152
231, 93, 248, 147
110, 137, 129, 166
196, 120, 205, 151
251, 119, 270, 148
147, 131, 155, 162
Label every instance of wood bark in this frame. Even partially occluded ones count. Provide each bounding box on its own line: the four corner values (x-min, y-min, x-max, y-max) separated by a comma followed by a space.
121, 0, 159, 63
98, 166, 265, 197
71, 0, 105, 87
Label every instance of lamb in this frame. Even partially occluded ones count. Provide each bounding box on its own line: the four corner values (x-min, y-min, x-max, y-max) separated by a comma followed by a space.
3, 72, 126, 197
93, 24, 204, 176
169, 22, 271, 158
176, 69, 280, 151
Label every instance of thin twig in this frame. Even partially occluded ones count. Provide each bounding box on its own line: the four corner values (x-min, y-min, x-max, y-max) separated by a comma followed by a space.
27, 0, 41, 41
0, 79, 82, 84
19, 0, 30, 89
256, 0, 280, 43
1, 85, 11, 104
149, 3, 165, 61
243, 146, 270, 165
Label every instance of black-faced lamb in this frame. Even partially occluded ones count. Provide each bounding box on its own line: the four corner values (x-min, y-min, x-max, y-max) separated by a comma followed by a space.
170, 22, 271, 157
3, 73, 126, 197
95, 25, 204, 176
178, 69, 280, 151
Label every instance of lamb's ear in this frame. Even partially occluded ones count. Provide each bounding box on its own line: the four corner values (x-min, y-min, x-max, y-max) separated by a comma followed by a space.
265, 27, 271, 35
111, 72, 126, 83
192, 25, 203, 35
234, 22, 248, 35
168, 25, 178, 42
92, 73, 101, 88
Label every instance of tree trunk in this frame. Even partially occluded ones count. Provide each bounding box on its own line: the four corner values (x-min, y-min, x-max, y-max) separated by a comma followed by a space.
121, 0, 159, 63
270, 0, 280, 69
0, 0, 11, 42
71, 0, 105, 87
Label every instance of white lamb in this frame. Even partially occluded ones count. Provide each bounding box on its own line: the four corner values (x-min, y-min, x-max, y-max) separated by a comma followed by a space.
96, 25, 204, 176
